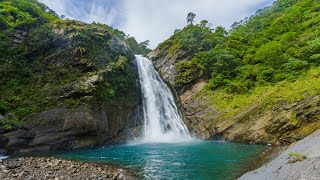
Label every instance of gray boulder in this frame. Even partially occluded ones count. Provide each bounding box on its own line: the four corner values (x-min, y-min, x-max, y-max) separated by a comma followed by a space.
2, 103, 143, 153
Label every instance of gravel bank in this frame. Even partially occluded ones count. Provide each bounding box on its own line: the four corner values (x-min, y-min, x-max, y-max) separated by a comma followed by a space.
0, 157, 134, 180
239, 129, 320, 180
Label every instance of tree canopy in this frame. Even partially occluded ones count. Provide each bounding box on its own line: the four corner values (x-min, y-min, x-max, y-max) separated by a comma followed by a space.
187, 12, 196, 25
159, 0, 320, 94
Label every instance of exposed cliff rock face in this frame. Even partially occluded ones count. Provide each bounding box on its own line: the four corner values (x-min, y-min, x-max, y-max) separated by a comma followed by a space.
0, 2, 143, 152
148, 47, 189, 93
184, 92, 320, 145
1, 46, 142, 153
148, 0, 320, 146
148, 49, 320, 145
2, 100, 142, 152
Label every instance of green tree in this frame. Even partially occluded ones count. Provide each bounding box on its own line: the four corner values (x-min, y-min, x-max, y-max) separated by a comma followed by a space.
254, 41, 285, 67
200, 20, 208, 28
187, 12, 196, 25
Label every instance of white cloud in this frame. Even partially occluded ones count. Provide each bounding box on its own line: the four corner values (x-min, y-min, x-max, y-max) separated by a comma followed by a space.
38, 0, 122, 26
38, 0, 65, 17
38, 0, 275, 48
120, 0, 275, 48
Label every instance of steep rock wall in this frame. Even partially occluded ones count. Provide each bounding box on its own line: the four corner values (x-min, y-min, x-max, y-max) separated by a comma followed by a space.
148, 48, 320, 145
0, 18, 143, 153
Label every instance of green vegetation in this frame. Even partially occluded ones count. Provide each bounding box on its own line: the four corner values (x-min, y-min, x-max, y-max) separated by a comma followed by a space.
288, 152, 307, 163
0, 0, 142, 131
288, 152, 304, 157
124, 38, 151, 55
94, 56, 133, 100
204, 66, 320, 116
91, 22, 151, 55
158, 0, 320, 115
0, 114, 23, 131
0, 0, 58, 30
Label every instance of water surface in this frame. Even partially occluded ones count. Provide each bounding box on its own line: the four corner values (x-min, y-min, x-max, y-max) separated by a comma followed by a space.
50, 141, 265, 179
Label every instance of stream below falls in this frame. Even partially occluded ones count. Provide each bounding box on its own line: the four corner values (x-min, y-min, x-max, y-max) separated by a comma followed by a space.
5, 55, 267, 179
46, 141, 266, 179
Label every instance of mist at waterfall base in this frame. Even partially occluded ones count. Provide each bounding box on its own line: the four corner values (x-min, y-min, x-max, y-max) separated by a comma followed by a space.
25, 56, 266, 179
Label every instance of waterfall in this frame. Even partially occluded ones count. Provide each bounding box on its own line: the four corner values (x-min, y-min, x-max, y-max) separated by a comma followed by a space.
135, 55, 191, 143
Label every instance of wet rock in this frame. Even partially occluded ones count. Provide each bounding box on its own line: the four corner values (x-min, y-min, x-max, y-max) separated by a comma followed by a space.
2, 98, 142, 153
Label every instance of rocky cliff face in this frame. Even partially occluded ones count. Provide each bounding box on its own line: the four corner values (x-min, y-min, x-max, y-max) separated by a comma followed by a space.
2, 103, 142, 153
148, 48, 188, 89
147, 0, 320, 146
182, 91, 320, 145
148, 48, 320, 146
0, 1, 143, 153
0, 25, 143, 152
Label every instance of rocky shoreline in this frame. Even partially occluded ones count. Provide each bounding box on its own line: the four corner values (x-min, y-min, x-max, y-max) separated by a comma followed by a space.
239, 129, 320, 180
0, 157, 134, 180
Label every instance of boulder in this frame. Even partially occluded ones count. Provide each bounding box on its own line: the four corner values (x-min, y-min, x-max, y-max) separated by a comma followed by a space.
2, 102, 143, 152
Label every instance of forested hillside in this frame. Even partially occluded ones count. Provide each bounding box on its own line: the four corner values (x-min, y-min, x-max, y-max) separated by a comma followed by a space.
0, 0, 144, 151
0, 0, 148, 123
149, 0, 320, 144
162, 0, 319, 92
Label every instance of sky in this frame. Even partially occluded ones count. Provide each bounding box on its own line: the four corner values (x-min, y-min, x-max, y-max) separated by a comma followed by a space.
38, 0, 276, 48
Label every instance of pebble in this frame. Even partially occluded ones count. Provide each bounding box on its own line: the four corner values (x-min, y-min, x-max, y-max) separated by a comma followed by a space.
0, 157, 134, 179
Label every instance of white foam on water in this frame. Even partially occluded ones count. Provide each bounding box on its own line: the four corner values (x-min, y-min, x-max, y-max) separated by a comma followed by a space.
0, 156, 8, 160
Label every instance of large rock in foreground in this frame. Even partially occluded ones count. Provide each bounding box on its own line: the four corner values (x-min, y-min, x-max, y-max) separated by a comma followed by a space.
239, 129, 320, 180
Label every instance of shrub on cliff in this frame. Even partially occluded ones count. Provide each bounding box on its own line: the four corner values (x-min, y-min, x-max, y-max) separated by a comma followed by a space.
157, 0, 319, 95
0, 0, 140, 122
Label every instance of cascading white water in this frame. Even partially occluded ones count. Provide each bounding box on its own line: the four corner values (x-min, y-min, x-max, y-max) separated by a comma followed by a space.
135, 55, 191, 143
